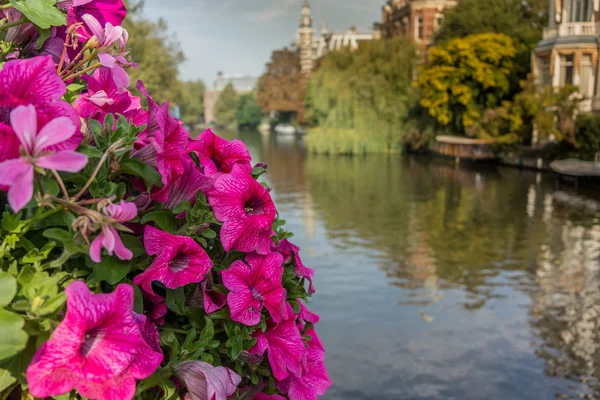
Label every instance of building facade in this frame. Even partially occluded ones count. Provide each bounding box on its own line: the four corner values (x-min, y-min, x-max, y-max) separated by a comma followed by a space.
204, 73, 258, 125
296, 1, 377, 75
378, 0, 457, 60
533, 0, 600, 112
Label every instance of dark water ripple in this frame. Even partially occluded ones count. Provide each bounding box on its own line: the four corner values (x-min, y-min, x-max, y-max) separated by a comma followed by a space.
216, 129, 600, 400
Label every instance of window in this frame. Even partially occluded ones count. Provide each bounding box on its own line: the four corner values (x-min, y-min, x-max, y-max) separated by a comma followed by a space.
537, 56, 551, 87
580, 54, 594, 96
415, 16, 424, 40
434, 14, 444, 32
559, 54, 574, 87
569, 0, 592, 21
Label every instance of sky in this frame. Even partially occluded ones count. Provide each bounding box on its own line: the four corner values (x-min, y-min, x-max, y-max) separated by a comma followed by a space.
143, 0, 384, 86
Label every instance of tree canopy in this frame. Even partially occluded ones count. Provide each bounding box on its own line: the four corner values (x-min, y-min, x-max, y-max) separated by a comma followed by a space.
416, 33, 516, 136
435, 0, 546, 93
213, 83, 238, 127
306, 37, 416, 154
174, 80, 206, 126
236, 93, 263, 129
256, 48, 305, 121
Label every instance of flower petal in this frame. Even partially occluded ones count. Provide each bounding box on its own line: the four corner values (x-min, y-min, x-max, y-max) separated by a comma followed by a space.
81, 13, 104, 41
111, 227, 133, 261
89, 233, 104, 263
0, 157, 30, 186
7, 163, 33, 212
34, 117, 76, 154
9, 104, 37, 153
36, 151, 88, 173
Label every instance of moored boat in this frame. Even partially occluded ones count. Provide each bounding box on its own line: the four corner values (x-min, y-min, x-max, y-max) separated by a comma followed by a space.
431, 135, 499, 163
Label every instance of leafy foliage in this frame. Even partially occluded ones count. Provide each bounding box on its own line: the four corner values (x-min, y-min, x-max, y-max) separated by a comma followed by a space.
305, 36, 416, 154
213, 82, 238, 127
174, 80, 206, 126
236, 93, 263, 129
416, 33, 516, 135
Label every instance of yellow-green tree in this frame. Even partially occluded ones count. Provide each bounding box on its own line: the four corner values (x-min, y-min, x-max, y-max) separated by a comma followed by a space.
416, 33, 516, 136
213, 83, 238, 127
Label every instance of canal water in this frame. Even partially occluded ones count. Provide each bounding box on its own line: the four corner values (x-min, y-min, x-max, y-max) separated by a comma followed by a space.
216, 129, 600, 400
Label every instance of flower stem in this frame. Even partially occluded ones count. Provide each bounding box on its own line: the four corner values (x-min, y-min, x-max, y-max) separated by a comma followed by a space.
0, 18, 27, 31
74, 140, 124, 201
0, 3, 13, 9
51, 169, 70, 199
62, 62, 103, 81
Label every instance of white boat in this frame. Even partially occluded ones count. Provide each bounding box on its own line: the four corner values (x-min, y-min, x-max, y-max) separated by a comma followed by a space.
274, 124, 296, 135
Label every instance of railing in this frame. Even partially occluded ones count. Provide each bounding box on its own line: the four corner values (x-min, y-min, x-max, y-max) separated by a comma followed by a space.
543, 22, 598, 40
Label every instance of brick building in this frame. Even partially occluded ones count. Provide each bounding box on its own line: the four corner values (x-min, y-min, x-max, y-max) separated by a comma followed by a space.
378, 0, 457, 60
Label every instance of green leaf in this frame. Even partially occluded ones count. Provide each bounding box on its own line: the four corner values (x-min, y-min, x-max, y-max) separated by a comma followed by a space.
10, 0, 66, 29
1, 211, 24, 233
0, 309, 28, 360
166, 287, 186, 315
0, 272, 17, 308
231, 339, 243, 360
0, 367, 16, 393
120, 234, 145, 257
119, 158, 162, 187
77, 144, 104, 158
43, 228, 73, 244
201, 229, 217, 239
86, 257, 131, 285
36, 27, 51, 48
199, 316, 214, 342
141, 211, 176, 233
182, 327, 197, 350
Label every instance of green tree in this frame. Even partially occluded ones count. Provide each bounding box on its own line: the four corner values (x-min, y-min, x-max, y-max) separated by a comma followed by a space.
416, 33, 516, 136
236, 93, 263, 129
256, 48, 305, 122
305, 37, 416, 154
174, 80, 205, 126
435, 0, 547, 94
213, 83, 238, 127
123, 1, 185, 102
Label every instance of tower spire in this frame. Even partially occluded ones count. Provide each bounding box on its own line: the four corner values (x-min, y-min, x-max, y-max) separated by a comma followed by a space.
300, 0, 312, 28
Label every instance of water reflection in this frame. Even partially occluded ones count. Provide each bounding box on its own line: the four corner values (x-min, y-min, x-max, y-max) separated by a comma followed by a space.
214, 129, 600, 399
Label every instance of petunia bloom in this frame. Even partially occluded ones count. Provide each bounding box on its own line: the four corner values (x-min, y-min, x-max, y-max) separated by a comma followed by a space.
277, 328, 331, 400
255, 394, 286, 400
222, 252, 287, 326
26, 281, 163, 400
273, 239, 316, 294
90, 200, 138, 262
187, 129, 252, 176
153, 153, 211, 209
132, 81, 188, 186
75, 67, 140, 123
189, 276, 227, 314
250, 318, 307, 382
0, 56, 83, 165
0, 105, 88, 212
133, 226, 213, 296
206, 164, 277, 254
59, 0, 127, 41
297, 300, 321, 327
176, 361, 241, 400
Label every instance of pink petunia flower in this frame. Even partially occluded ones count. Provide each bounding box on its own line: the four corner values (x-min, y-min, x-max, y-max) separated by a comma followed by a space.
0, 105, 88, 212
142, 291, 168, 326
133, 226, 213, 296
90, 200, 138, 262
132, 81, 188, 187
152, 153, 211, 209
297, 300, 320, 327
273, 239, 316, 294
222, 252, 287, 326
26, 281, 163, 400
0, 56, 83, 165
277, 328, 331, 400
1, 8, 37, 46
176, 361, 241, 400
250, 318, 307, 382
255, 394, 286, 400
59, 0, 127, 41
189, 276, 227, 314
206, 164, 277, 254
75, 67, 140, 123
187, 129, 252, 176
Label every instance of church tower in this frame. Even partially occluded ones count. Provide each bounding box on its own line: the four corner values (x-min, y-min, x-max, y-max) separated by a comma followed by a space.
297, 0, 315, 75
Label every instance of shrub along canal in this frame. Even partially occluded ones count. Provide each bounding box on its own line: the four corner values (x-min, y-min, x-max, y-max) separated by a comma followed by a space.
216, 129, 600, 400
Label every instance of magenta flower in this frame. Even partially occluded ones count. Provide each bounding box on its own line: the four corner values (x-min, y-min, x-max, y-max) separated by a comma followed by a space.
133, 226, 213, 296
207, 164, 276, 254
187, 129, 252, 176
59, 0, 127, 40
26, 281, 163, 400
222, 252, 287, 326
274, 239, 316, 294
90, 200, 138, 262
250, 318, 307, 381
176, 361, 241, 400
132, 313, 162, 353
152, 153, 211, 209
197, 276, 227, 314
0, 56, 83, 165
277, 328, 331, 400
297, 300, 320, 326
0, 105, 87, 212
75, 67, 140, 123
133, 82, 188, 187
142, 291, 168, 326
255, 394, 286, 400
1, 8, 36, 46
